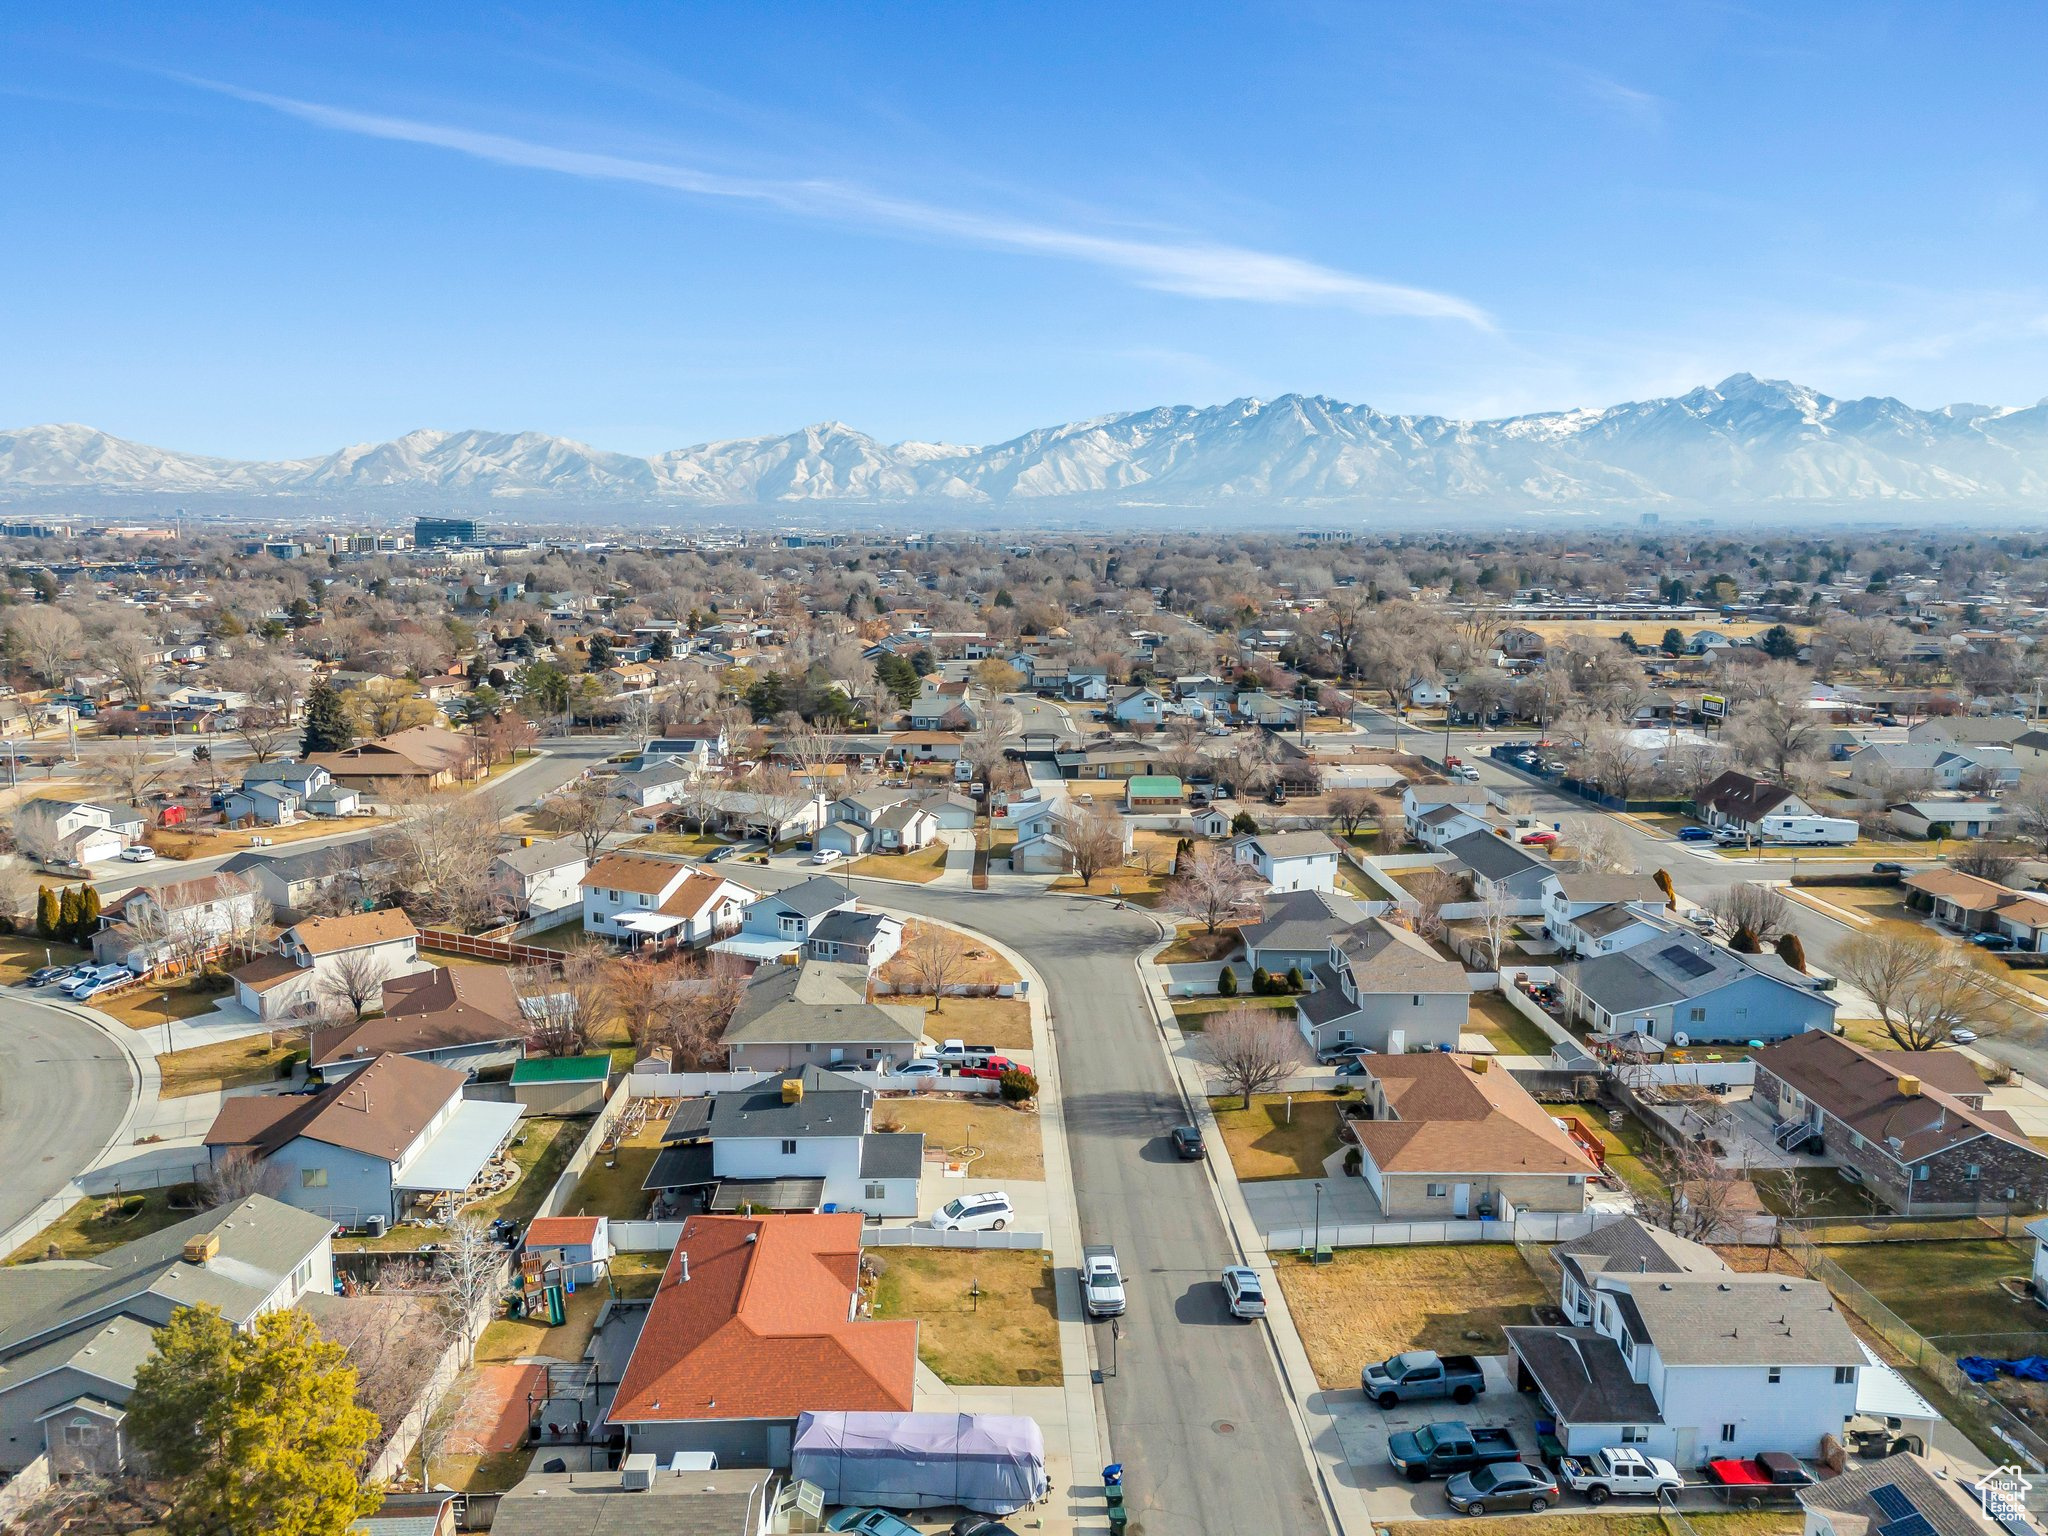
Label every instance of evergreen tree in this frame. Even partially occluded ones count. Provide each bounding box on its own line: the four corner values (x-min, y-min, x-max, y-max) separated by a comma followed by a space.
587, 634, 615, 672
35, 884, 57, 939
1217, 965, 1238, 997
648, 630, 673, 661
78, 885, 101, 940
57, 886, 82, 944
300, 683, 357, 755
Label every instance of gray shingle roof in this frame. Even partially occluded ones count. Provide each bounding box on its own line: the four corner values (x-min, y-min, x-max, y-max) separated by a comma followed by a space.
1240, 889, 1369, 955
859, 1133, 927, 1178
1602, 1272, 1861, 1367
810, 910, 893, 948
1443, 829, 1550, 885
722, 962, 924, 1047
755, 875, 855, 920
1561, 930, 1822, 1013
1503, 1325, 1663, 1425
659, 1066, 872, 1143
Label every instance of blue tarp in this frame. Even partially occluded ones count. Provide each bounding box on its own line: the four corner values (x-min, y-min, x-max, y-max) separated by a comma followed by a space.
1958, 1355, 2048, 1383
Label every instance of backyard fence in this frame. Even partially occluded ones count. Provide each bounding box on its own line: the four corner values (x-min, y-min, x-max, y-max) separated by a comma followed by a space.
864, 1227, 1047, 1251
1266, 1208, 1619, 1251
1779, 1224, 2048, 1481
608, 1218, 686, 1252
419, 929, 567, 967
625, 1068, 999, 1098
536, 1075, 638, 1221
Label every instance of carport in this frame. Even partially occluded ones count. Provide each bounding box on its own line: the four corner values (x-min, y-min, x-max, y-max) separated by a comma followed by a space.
394, 1099, 524, 1198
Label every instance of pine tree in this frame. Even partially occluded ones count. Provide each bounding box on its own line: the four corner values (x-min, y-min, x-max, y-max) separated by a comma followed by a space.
301, 683, 357, 755
57, 886, 82, 944
648, 630, 673, 661
35, 885, 57, 939
78, 885, 101, 940
587, 635, 615, 672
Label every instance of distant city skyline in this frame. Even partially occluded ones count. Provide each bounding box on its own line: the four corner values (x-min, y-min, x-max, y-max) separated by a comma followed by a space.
5, 3, 2047, 458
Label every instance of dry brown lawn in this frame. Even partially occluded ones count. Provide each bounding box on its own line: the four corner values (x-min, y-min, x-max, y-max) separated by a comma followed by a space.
848, 842, 951, 883
887, 993, 1033, 1049
1275, 1244, 1550, 1388
147, 817, 385, 859
0, 934, 90, 984
1159, 923, 1242, 963
881, 1099, 1042, 1180
475, 1282, 606, 1365
870, 1250, 1060, 1387
1208, 1093, 1344, 1181
1466, 991, 1558, 1057
156, 1035, 299, 1098
95, 979, 233, 1030
881, 922, 1020, 988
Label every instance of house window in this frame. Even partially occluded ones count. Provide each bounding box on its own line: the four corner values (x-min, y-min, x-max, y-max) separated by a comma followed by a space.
1620, 1426, 1648, 1444
780, 1139, 797, 1155
1721, 1424, 1737, 1443
608, 889, 621, 902
1966, 1164, 1981, 1180
1835, 1366, 1855, 1384
300, 1167, 328, 1188
1425, 1183, 1449, 1198
1412, 995, 1421, 1006
1767, 1367, 1781, 1384
1688, 1007, 1706, 1023
865, 1183, 886, 1200
64, 1420, 96, 1446
1916, 1165, 1930, 1182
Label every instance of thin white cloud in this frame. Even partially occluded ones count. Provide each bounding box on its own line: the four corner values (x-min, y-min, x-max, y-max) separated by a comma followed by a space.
186, 79, 1490, 327
1564, 66, 1664, 126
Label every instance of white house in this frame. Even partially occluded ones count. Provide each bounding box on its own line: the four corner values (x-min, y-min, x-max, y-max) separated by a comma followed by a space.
1541, 873, 1671, 959
817, 788, 936, 857
1407, 680, 1450, 708
202, 1052, 522, 1229
1506, 1269, 1862, 1468
489, 837, 589, 918
1401, 783, 1492, 844
1108, 685, 1168, 727
718, 874, 858, 963
230, 909, 426, 1022
805, 909, 904, 971
94, 872, 261, 972
16, 798, 145, 865
646, 1065, 925, 1218
1232, 829, 1341, 894
1293, 917, 1469, 1055
1887, 799, 2009, 840
580, 851, 750, 949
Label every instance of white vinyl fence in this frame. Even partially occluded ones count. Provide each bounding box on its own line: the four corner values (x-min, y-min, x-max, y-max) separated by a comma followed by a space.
609, 1219, 687, 1252
627, 1069, 998, 1098
1267, 1208, 1620, 1252
865, 1227, 1047, 1251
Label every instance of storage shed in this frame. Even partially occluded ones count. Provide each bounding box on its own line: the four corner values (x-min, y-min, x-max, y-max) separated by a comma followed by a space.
511, 1053, 612, 1116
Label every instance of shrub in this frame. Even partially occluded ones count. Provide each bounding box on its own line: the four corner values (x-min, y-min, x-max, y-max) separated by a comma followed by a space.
1342, 1147, 1362, 1176
1285, 965, 1304, 993
998, 1067, 1039, 1103
1230, 811, 1260, 836
1251, 966, 1271, 995
1217, 965, 1238, 997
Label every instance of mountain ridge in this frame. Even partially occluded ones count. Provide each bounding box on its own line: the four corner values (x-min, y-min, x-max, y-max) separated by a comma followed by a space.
11, 374, 2048, 512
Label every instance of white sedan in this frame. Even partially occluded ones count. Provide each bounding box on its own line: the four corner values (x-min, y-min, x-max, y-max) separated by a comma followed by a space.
119, 845, 157, 863
810, 848, 844, 866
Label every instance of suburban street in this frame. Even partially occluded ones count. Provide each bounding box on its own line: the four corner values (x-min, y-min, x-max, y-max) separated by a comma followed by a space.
0, 994, 133, 1240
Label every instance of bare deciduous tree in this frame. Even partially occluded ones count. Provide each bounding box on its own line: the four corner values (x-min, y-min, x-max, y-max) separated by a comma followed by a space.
433, 1214, 503, 1367
94, 742, 177, 807
556, 774, 634, 862
1065, 801, 1129, 889
900, 922, 971, 1014
1644, 1138, 1742, 1243
1201, 1005, 1308, 1108
319, 947, 391, 1020
1326, 788, 1373, 838
199, 1148, 287, 1207
1565, 816, 1637, 875
378, 782, 505, 929
1834, 921, 2015, 1050
1478, 883, 1517, 973
1162, 842, 1263, 935
1703, 881, 1790, 949
1406, 867, 1465, 942
7, 607, 83, 685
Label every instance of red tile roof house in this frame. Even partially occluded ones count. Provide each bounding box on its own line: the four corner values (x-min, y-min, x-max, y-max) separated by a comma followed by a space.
605, 1212, 916, 1467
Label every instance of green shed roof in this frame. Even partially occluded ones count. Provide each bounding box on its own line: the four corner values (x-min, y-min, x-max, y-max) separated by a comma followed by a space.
1127, 775, 1184, 798
511, 1053, 612, 1084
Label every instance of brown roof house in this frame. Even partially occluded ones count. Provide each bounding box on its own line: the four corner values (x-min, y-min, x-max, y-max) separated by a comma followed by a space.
202, 1052, 523, 1229
308, 965, 528, 1082
231, 908, 424, 1022
605, 1212, 916, 1465
1348, 1053, 1596, 1219
580, 853, 750, 950
92, 871, 262, 973
307, 724, 478, 790
1752, 1031, 2048, 1212
1694, 769, 1813, 836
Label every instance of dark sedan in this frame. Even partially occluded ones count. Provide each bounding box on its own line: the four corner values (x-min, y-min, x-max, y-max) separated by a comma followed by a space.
1171, 1125, 1205, 1159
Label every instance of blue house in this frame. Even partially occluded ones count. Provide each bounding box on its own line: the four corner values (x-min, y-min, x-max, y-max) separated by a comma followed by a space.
1556, 930, 1836, 1046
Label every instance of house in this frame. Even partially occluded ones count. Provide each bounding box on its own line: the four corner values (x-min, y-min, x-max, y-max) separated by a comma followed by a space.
1694, 770, 1813, 836
1752, 1031, 2048, 1212
718, 875, 858, 963
1239, 889, 1371, 976
1293, 916, 1470, 1055
1233, 689, 1307, 728
685, 788, 827, 844
1888, 799, 2008, 840
911, 787, 977, 831
1348, 1053, 1595, 1217
721, 959, 926, 1073
1800, 1454, 2009, 1536
1541, 873, 1671, 959
1902, 867, 2026, 934
1053, 739, 1167, 781
1847, 742, 2017, 792
1232, 829, 1341, 894
907, 678, 976, 729
307, 965, 528, 1082
1557, 930, 1837, 1045
610, 759, 701, 810
805, 910, 904, 971
203, 1052, 522, 1227
15, 797, 145, 865
885, 729, 964, 765
1402, 782, 1491, 843
1988, 890, 2048, 952
490, 837, 589, 918
645, 1065, 925, 1219
815, 788, 917, 858
307, 725, 478, 790
231, 909, 425, 1022
0, 1196, 335, 1475
1505, 1269, 1861, 1467
1125, 774, 1185, 811
490, 1467, 777, 1536
220, 842, 386, 919
639, 725, 729, 767
520, 1215, 612, 1287
580, 853, 750, 950
1108, 685, 1168, 727
604, 1212, 916, 1466
1550, 1216, 1722, 1325
93, 871, 261, 972
1442, 828, 1560, 909
227, 761, 358, 822
868, 801, 939, 854
1407, 680, 1450, 708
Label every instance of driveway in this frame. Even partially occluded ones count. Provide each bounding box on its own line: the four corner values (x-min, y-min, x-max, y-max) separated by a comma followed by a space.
1323, 1355, 1540, 1521
1239, 1178, 1383, 1243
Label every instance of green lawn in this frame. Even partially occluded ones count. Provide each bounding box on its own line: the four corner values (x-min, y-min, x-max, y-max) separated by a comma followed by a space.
1208, 1093, 1344, 1180
9, 1186, 200, 1263
1813, 1237, 2043, 1343
1170, 993, 1298, 1032
1466, 991, 1558, 1057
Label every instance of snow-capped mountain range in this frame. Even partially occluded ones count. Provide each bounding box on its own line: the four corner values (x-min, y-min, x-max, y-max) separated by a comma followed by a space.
10, 374, 2048, 514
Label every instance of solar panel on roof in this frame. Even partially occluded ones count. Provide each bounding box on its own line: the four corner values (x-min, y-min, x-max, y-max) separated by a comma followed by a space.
1878, 1515, 1935, 1536
1657, 943, 1717, 979
1870, 1486, 1915, 1521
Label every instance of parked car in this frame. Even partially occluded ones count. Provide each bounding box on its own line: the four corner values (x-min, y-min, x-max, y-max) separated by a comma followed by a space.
934, 1040, 1001, 1064
1082, 1246, 1126, 1317
1686, 909, 1717, 931
1318, 1043, 1373, 1064
1558, 1447, 1684, 1503
65, 966, 133, 1000
25, 965, 74, 987
1677, 826, 1716, 842
1518, 830, 1558, 846
1872, 861, 1908, 874
931, 1191, 1013, 1232
119, 844, 157, 863
1170, 1125, 1205, 1160
1950, 1027, 1979, 1044
827, 1512, 921, 1536
891, 1059, 942, 1080
1387, 1422, 1522, 1481
1445, 1461, 1559, 1516
1969, 932, 2016, 950
811, 848, 844, 866
1332, 1058, 1372, 1077
1220, 1266, 1266, 1320
704, 845, 736, 862
957, 1055, 1018, 1080
1705, 1453, 1812, 1489
1362, 1350, 1485, 1408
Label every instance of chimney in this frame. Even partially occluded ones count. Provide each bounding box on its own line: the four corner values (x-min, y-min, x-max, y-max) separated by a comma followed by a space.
782, 1078, 805, 1104
1898, 1075, 1922, 1097
677, 1251, 688, 1282
182, 1233, 220, 1266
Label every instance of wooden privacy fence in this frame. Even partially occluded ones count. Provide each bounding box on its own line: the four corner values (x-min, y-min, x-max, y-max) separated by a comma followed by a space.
420, 928, 566, 967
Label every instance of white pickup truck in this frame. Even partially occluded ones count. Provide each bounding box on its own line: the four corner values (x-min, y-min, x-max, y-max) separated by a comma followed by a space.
1557, 1447, 1684, 1503
1082, 1245, 1126, 1318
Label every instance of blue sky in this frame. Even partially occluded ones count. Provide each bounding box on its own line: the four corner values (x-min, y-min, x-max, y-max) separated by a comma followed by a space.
5, 3, 2047, 457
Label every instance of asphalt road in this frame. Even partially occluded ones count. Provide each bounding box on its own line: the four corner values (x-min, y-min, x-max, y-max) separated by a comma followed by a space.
751, 870, 1329, 1536
0, 995, 134, 1241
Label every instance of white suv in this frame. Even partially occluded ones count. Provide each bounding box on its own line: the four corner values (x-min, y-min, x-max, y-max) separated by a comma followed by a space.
930, 1191, 1014, 1232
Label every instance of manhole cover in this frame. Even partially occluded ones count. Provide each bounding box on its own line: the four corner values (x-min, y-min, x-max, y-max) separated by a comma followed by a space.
1213, 1421, 1236, 1435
